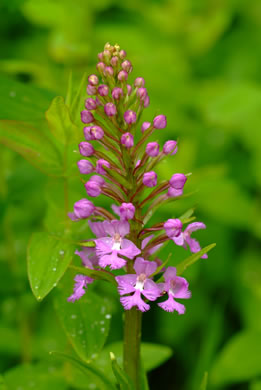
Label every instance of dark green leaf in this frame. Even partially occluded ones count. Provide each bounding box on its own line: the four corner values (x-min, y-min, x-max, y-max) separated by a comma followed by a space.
27, 232, 75, 301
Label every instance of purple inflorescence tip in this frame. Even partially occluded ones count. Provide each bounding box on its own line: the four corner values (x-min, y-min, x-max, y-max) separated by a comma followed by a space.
164, 219, 183, 238
112, 87, 123, 100
143, 171, 157, 187
96, 159, 110, 175
134, 77, 145, 88
79, 142, 94, 157
77, 159, 94, 174
81, 110, 94, 124
153, 115, 167, 129
121, 132, 134, 148
98, 84, 109, 97
87, 85, 97, 95
141, 121, 151, 133
85, 98, 97, 111
90, 126, 104, 140
74, 199, 95, 219
163, 140, 178, 155
119, 203, 135, 220
124, 110, 137, 124
88, 74, 99, 86
146, 142, 160, 157
118, 70, 128, 81
104, 102, 117, 116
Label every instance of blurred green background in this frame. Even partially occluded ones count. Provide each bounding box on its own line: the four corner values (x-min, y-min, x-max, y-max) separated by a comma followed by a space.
0, 0, 261, 389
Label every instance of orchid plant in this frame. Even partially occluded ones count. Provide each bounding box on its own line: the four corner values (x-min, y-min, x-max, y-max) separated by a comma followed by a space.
20, 42, 216, 389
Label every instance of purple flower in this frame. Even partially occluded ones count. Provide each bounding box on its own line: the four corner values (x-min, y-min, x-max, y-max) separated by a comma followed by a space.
112, 87, 123, 100
75, 247, 99, 268
163, 140, 178, 155
141, 121, 151, 133
77, 160, 94, 174
153, 115, 167, 129
104, 103, 117, 117
95, 220, 141, 270
85, 98, 97, 111
158, 267, 191, 313
143, 171, 157, 187
116, 257, 161, 312
173, 222, 208, 259
134, 77, 145, 88
146, 142, 159, 157
169, 173, 187, 197
68, 274, 94, 302
121, 132, 134, 148
124, 110, 137, 124
119, 203, 135, 220
118, 70, 128, 81
90, 126, 104, 140
96, 159, 110, 175
68, 199, 95, 221
79, 142, 94, 157
98, 84, 109, 97
164, 219, 183, 238
88, 74, 99, 86
81, 110, 94, 124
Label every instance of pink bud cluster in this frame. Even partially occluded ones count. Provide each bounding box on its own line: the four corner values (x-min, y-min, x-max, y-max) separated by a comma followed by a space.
67, 43, 208, 313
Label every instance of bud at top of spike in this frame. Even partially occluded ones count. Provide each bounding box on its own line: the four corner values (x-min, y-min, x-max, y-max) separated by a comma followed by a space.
118, 70, 128, 81
134, 77, 145, 88
88, 74, 99, 86
122, 60, 132, 73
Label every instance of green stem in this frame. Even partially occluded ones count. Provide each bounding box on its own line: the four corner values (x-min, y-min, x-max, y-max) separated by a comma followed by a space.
123, 308, 142, 389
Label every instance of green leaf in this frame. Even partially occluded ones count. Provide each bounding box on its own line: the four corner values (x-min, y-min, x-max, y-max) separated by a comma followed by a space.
200, 372, 208, 390
69, 265, 117, 285
95, 342, 172, 383
45, 96, 78, 144
50, 351, 116, 390
54, 289, 112, 363
110, 352, 135, 390
69, 73, 88, 125
210, 330, 261, 386
251, 381, 261, 390
0, 120, 63, 176
176, 244, 216, 275
27, 232, 75, 301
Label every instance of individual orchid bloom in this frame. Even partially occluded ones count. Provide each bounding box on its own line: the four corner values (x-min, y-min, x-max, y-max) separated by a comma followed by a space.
67, 274, 93, 302
158, 267, 191, 314
173, 222, 208, 258
94, 220, 141, 269
116, 257, 161, 312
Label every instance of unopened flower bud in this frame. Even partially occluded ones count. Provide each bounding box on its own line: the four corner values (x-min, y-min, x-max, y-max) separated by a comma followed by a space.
110, 56, 119, 67
90, 126, 104, 140
90, 175, 105, 186
137, 87, 147, 101
77, 160, 94, 174
103, 50, 111, 63
85, 98, 97, 110
96, 62, 105, 73
124, 110, 136, 124
146, 142, 160, 157
169, 173, 187, 190
88, 74, 99, 86
127, 84, 132, 95
143, 171, 157, 187
121, 132, 134, 148
81, 110, 94, 124
104, 66, 114, 77
98, 84, 109, 97
164, 219, 182, 238
87, 85, 97, 95
153, 115, 167, 129
141, 121, 151, 133
144, 95, 150, 108
118, 70, 128, 81
112, 87, 123, 100
119, 203, 135, 220
83, 126, 93, 140
104, 102, 117, 116
97, 52, 103, 61
163, 140, 178, 155
167, 187, 183, 197
96, 159, 110, 175
134, 77, 145, 88
119, 49, 127, 59
122, 60, 132, 73
96, 97, 102, 106
79, 142, 94, 157
85, 180, 102, 197
74, 199, 95, 219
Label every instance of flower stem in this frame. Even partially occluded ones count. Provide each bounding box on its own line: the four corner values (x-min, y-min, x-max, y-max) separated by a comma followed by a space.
123, 307, 142, 389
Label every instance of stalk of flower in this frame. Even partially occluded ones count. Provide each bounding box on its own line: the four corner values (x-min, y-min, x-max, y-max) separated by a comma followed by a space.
67, 42, 209, 389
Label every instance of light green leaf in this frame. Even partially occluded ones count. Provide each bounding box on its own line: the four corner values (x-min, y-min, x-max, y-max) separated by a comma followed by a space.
50, 351, 116, 390
69, 73, 88, 125
27, 232, 75, 301
110, 352, 135, 390
54, 289, 112, 363
176, 244, 216, 275
210, 331, 261, 386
